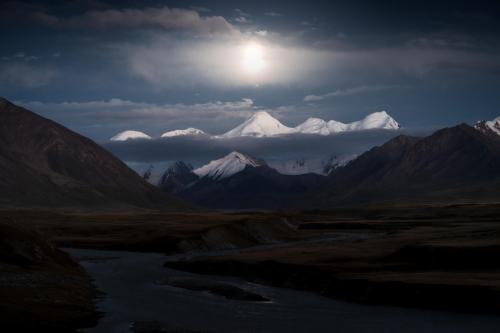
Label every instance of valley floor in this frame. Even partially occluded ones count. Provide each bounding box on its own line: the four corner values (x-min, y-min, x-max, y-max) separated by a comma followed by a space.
2, 203, 500, 330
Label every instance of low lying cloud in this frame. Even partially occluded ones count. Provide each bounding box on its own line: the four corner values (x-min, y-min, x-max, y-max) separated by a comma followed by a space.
304, 85, 403, 102
264, 12, 282, 17
1, 52, 39, 62
102, 130, 413, 167
18, 97, 272, 140
20, 97, 257, 122
0, 62, 56, 87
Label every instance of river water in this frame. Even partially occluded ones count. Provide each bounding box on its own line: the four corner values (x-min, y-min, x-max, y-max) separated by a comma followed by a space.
66, 248, 500, 333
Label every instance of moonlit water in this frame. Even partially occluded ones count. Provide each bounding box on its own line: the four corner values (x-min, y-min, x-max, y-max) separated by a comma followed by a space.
67, 248, 500, 333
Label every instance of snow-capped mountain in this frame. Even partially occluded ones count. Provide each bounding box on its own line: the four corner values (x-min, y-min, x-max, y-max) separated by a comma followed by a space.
161, 128, 206, 138
475, 116, 500, 136
294, 118, 330, 135
219, 111, 296, 138
218, 110, 399, 138
193, 151, 265, 180
294, 111, 400, 135
110, 130, 152, 141
110, 111, 400, 141
268, 154, 357, 176
343, 111, 400, 131
322, 154, 358, 174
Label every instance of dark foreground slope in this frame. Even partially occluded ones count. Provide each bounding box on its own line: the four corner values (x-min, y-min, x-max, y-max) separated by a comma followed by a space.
0, 98, 178, 208
320, 124, 500, 205
0, 221, 98, 332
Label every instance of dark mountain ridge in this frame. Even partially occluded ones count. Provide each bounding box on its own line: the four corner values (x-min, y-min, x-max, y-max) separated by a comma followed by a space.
179, 164, 324, 209
321, 123, 500, 205
0, 98, 178, 208
157, 124, 500, 208
158, 161, 199, 194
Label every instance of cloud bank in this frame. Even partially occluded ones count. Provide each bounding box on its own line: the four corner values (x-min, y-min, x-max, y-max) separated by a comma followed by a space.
34, 6, 239, 36
102, 130, 415, 166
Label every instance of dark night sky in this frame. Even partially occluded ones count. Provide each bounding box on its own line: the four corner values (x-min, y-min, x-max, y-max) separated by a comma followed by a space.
1, 0, 500, 141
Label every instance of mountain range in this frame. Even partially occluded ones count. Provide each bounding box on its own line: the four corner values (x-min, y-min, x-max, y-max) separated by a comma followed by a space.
0, 98, 177, 208
1, 97, 499, 209
155, 122, 500, 209
157, 153, 324, 209
110, 110, 400, 141
319, 123, 500, 205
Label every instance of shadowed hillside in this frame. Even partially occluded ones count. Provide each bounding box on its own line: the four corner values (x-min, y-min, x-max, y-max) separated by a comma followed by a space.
0, 98, 181, 209
320, 124, 500, 205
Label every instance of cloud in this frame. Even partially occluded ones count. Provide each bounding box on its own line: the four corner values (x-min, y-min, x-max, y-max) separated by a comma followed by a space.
124, 36, 336, 88
304, 85, 403, 102
1, 52, 39, 61
18, 97, 310, 141
19, 97, 308, 142
102, 130, 407, 165
20, 98, 257, 123
255, 30, 268, 37
234, 9, 251, 17
264, 12, 282, 17
234, 16, 250, 24
233, 8, 251, 24
33, 6, 239, 36
190, 6, 211, 13
0, 63, 56, 87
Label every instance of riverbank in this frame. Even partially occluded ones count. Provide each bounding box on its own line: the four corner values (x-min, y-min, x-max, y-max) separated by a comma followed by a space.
68, 248, 500, 333
0, 221, 98, 332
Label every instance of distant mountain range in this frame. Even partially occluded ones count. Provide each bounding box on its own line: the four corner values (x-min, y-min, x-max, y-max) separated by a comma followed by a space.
0, 98, 178, 208
110, 110, 401, 141
1, 97, 499, 209
157, 153, 324, 209
319, 123, 500, 205
267, 155, 357, 176
155, 122, 500, 209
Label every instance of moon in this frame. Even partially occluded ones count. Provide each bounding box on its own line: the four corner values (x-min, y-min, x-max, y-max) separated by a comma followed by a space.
243, 43, 264, 74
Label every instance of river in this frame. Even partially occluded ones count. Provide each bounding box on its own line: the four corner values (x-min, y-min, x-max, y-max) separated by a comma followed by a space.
66, 248, 500, 333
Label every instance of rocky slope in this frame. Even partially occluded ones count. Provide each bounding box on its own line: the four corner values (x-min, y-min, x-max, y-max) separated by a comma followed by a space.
0, 98, 177, 208
321, 123, 500, 205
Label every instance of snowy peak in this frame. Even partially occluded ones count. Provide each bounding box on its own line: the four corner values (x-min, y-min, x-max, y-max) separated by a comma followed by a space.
220, 111, 295, 138
295, 111, 400, 135
475, 116, 500, 136
269, 154, 357, 176
110, 111, 400, 140
194, 151, 265, 180
295, 118, 330, 135
347, 111, 400, 131
161, 128, 206, 138
110, 130, 152, 141
326, 120, 348, 133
